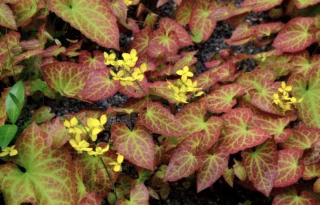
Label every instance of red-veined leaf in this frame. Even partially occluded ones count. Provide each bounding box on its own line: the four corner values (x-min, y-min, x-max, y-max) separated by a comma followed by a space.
148, 81, 177, 104
274, 148, 304, 187
196, 147, 229, 192
164, 149, 200, 182
31, 106, 55, 124
41, 62, 89, 99
119, 76, 149, 98
219, 108, 271, 154
108, 0, 127, 22
211, 6, 250, 21
0, 31, 21, 56
204, 84, 247, 113
280, 128, 320, 150
303, 140, 320, 165
241, 0, 283, 12
42, 45, 66, 58
116, 183, 149, 205
226, 22, 255, 42
143, 12, 158, 32
40, 117, 69, 149
273, 17, 315, 53
130, 29, 150, 56
82, 69, 119, 101
0, 3, 17, 29
189, 1, 216, 43
242, 139, 278, 196
47, 0, 119, 49
11, 0, 38, 27
295, 0, 320, 9
288, 67, 320, 128
19, 40, 42, 50
253, 22, 283, 38
272, 189, 316, 205
12, 49, 43, 65
79, 191, 103, 205
78, 50, 106, 70
175, 0, 194, 25
302, 164, 320, 180
139, 102, 184, 136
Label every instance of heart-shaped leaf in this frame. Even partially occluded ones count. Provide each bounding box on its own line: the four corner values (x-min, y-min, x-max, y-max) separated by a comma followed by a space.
241, 0, 283, 12
31, 106, 55, 124
0, 3, 17, 29
272, 189, 316, 205
116, 183, 149, 205
280, 128, 320, 150
78, 50, 106, 70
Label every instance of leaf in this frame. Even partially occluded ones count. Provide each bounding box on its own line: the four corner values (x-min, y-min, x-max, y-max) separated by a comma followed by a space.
288, 67, 320, 128
148, 81, 177, 103
82, 69, 119, 101
119, 76, 149, 98
196, 147, 229, 193
222, 168, 235, 187
0, 123, 76, 204
78, 50, 106, 70
273, 17, 315, 53
12, 49, 44, 65
11, 0, 38, 27
5, 80, 24, 124
164, 149, 200, 182
0, 124, 17, 150
108, 0, 127, 22
189, 2, 216, 43
116, 183, 149, 205
274, 148, 304, 187
226, 22, 255, 42
159, 18, 193, 47
31, 106, 55, 124
40, 117, 69, 149
0, 3, 17, 29
79, 191, 103, 205
147, 28, 179, 58
295, 0, 320, 9
303, 140, 320, 165
219, 108, 271, 154
242, 139, 278, 197
29, 79, 56, 99
250, 113, 296, 143
241, 0, 283, 12
130, 29, 150, 56
47, 0, 119, 49
280, 128, 320, 150
314, 177, 320, 193
175, 0, 194, 25
157, 0, 168, 8
233, 159, 246, 181
211, 6, 250, 21
0, 31, 21, 56
302, 164, 320, 180
272, 189, 316, 205
111, 123, 154, 170
253, 22, 283, 38
41, 62, 90, 99
204, 84, 247, 113
78, 146, 118, 198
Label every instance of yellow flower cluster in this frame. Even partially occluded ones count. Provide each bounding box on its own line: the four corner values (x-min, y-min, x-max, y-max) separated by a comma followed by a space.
104, 49, 147, 86
0, 145, 18, 157
167, 66, 204, 103
272, 82, 303, 112
64, 115, 125, 172
123, 0, 133, 6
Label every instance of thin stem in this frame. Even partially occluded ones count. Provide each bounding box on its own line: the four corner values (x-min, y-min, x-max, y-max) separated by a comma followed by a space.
99, 156, 118, 200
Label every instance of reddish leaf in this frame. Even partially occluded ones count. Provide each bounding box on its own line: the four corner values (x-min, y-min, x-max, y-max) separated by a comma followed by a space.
241, 0, 283, 12
242, 139, 278, 196
280, 128, 320, 150
273, 17, 315, 53
295, 0, 320, 9
189, 1, 216, 43
111, 123, 154, 170
291, 51, 320, 78
149, 81, 177, 104
79, 191, 103, 205
108, 0, 127, 23
302, 164, 320, 180
219, 108, 271, 154
31, 106, 55, 124
157, 0, 168, 8
147, 28, 179, 58
40, 117, 69, 149
196, 147, 229, 192
78, 50, 106, 70
175, 0, 194, 25
139, 102, 184, 136
159, 18, 193, 47
211, 6, 250, 21
274, 148, 304, 187
130, 29, 150, 56
0, 123, 76, 204
144, 12, 158, 32
253, 22, 283, 38
227, 22, 256, 42
11, 0, 38, 27
195, 70, 219, 91
250, 113, 296, 143
314, 177, 320, 193
303, 141, 320, 165
19, 40, 42, 50
116, 183, 149, 205
272, 189, 316, 205
0, 3, 17, 29
119, 76, 149, 98
204, 84, 247, 113
47, 0, 119, 49
164, 149, 200, 182
82, 69, 119, 101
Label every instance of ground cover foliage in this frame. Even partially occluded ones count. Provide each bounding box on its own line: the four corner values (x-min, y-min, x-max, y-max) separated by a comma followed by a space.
0, 0, 320, 204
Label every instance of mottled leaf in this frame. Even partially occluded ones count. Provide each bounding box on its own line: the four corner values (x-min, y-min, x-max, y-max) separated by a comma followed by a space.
241, 0, 283, 12
175, 0, 194, 25
302, 164, 320, 180
40, 117, 69, 149
31, 106, 55, 124
119, 76, 149, 98
116, 183, 149, 205
130, 29, 150, 56
11, 0, 38, 27
295, 0, 320, 9
0, 3, 17, 29
78, 50, 106, 70
280, 128, 320, 150
272, 189, 316, 205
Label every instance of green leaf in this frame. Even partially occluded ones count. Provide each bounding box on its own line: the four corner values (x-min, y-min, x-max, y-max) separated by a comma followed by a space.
0, 124, 17, 150
0, 123, 77, 204
31, 106, 55, 124
47, 0, 119, 49
111, 123, 154, 170
5, 80, 25, 124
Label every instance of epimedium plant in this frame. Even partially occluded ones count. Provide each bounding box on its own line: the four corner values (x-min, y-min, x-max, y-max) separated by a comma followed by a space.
0, 0, 320, 204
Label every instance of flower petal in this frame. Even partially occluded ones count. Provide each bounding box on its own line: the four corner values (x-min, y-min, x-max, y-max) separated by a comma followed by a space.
70, 117, 78, 126
87, 118, 100, 128
100, 115, 107, 125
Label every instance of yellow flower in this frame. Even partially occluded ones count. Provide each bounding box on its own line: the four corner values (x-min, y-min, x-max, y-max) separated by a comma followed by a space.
64, 117, 84, 135
287, 97, 303, 107
87, 144, 110, 156
185, 79, 200, 92
278, 81, 292, 96
176, 66, 194, 82
195, 91, 205, 97
104, 52, 116, 65
273, 93, 281, 105
87, 115, 107, 141
174, 85, 188, 103
132, 70, 144, 81
0, 145, 18, 157
109, 153, 124, 172
124, 0, 133, 6
69, 134, 92, 154
110, 70, 124, 80
111, 60, 124, 68
122, 49, 138, 68
278, 101, 292, 112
